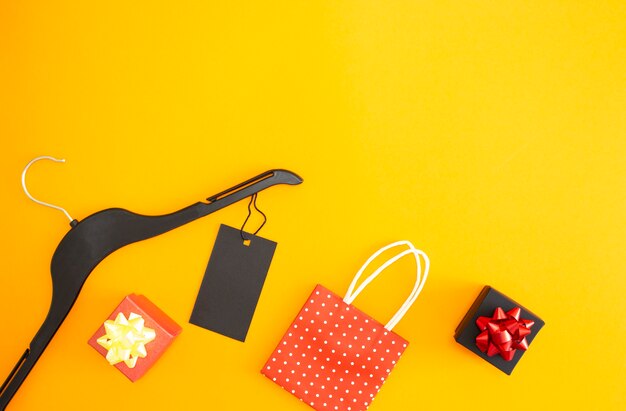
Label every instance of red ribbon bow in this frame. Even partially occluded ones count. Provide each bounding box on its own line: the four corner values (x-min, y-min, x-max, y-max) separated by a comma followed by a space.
475, 307, 534, 361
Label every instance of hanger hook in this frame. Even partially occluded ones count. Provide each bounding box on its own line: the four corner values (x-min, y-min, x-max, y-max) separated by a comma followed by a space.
21, 156, 75, 223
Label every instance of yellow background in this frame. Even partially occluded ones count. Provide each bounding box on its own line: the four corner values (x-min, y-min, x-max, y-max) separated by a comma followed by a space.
1, 1, 625, 410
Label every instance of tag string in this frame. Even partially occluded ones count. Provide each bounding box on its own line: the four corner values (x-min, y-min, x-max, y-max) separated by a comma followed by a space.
240, 193, 267, 241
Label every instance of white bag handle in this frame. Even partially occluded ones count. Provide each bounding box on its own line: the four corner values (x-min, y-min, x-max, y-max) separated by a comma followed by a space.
343, 240, 430, 331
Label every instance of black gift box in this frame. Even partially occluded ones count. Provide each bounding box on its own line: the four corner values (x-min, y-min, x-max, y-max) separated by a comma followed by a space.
454, 286, 545, 375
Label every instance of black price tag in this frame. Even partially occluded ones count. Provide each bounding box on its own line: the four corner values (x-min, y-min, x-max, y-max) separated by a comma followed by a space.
190, 224, 277, 342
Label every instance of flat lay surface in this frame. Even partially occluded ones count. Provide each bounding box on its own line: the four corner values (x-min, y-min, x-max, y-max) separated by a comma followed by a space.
1, 1, 625, 410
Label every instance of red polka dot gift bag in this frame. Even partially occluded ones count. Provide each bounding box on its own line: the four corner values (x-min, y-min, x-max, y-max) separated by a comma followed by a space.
262, 241, 429, 411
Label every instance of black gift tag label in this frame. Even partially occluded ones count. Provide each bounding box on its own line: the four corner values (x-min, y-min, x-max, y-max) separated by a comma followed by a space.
190, 224, 277, 342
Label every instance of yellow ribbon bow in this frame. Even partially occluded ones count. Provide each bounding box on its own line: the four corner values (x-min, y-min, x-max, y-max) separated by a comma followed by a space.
97, 312, 157, 368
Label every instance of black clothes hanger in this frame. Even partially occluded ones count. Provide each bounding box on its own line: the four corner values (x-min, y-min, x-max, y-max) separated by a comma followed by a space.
0, 163, 302, 410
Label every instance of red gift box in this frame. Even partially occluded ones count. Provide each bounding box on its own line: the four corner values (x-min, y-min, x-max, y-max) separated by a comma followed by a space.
88, 294, 182, 382
262, 241, 430, 411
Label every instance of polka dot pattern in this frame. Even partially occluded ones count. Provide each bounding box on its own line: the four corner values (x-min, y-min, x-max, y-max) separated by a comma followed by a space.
262, 285, 409, 411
